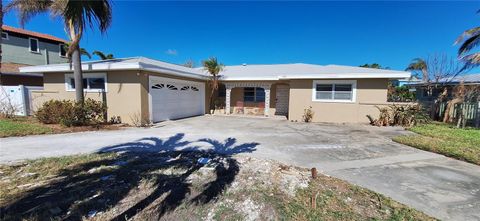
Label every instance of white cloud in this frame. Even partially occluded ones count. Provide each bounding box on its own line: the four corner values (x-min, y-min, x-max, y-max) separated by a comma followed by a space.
165, 49, 178, 56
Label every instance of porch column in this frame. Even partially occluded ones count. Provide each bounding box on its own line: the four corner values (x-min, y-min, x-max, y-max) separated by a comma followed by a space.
263, 85, 271, 116
225, 85, 232, 115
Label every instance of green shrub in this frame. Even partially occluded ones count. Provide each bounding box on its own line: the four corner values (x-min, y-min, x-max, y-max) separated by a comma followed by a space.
36, 99, 107, 127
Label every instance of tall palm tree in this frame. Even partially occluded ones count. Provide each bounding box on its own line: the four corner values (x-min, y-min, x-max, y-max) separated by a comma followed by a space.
7, 0, 112, 102
92, 50, 114, 60
406, 58, 428, 82
1, 1, 4, 70
455, 24, 480, 70
202, 57, 224, 113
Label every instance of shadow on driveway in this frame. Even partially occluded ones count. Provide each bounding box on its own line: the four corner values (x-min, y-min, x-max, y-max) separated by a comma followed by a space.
1, 133, 259, 220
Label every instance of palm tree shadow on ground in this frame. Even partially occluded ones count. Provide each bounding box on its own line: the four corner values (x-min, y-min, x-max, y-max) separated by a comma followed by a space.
0, 133, 258, 220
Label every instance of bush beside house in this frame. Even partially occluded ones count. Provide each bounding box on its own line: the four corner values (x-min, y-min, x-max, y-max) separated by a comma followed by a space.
36, 98, 107, 127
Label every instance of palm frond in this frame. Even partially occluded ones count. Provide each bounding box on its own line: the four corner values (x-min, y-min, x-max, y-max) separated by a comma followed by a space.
93, 50, 114, 60
63, 0, 112, 35
202, 57, 224, 75
454, 26, 480, 45
405, 58, 426, 71
459, 53, 480, 72
458, 32, 480, 56
5, 0, 52, 27
80, 48, 91, 59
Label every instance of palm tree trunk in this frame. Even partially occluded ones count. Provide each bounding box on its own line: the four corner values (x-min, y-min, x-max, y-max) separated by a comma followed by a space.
72, 46, 84, 102
0, 1, 3, 70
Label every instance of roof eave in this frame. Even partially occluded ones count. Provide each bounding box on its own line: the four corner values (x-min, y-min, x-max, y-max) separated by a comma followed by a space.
278, 73, 411, 80
19, 62, 208, 80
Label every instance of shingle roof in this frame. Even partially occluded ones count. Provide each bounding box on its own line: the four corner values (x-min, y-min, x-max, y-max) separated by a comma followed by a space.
20, 57, 411, 80
437, 73, 480, 84
2, 25, 67, 43
217, 63, 410, 80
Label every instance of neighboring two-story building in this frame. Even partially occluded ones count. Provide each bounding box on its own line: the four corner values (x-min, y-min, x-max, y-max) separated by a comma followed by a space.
1, 25, 68, 86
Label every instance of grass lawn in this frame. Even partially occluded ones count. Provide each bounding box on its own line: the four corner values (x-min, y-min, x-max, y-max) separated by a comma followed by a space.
0, 117, 53, 137
0, 117, 121, 138
0, 152, 434, 220
393, 123, 480, 165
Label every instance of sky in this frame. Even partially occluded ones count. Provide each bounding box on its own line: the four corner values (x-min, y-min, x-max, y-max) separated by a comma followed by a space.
3, 1, 480, 72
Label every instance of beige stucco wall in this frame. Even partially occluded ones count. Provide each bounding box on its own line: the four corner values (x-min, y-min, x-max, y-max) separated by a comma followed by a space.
288, 79, 389, 123
31, 70, 208, 125
31, 71, 147, 124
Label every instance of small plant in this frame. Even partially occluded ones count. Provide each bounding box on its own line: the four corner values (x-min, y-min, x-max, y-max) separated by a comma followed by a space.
35, 99, 106, 127
129, 112, 151, 127
302, 106, 315, 123
367, 103, 429, 128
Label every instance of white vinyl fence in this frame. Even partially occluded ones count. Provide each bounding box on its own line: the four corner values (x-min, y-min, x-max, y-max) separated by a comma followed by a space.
0, 85, 43, 116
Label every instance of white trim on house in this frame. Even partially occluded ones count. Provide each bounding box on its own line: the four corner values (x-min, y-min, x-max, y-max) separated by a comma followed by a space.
1, 32, 8, 40
64, 73, 108, 93
28, 37, 40, 53
20, 57, 207, 80
311, 80, 357, 103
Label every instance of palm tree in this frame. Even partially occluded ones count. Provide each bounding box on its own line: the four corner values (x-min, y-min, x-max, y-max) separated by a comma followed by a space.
7, 0, 112, 102
1, 1, 4, 69
93, 50, 114, 60
63, 43, 91, 59
405, 58, 428, 82
202, 57, 224, 113
455, 24, 480, 70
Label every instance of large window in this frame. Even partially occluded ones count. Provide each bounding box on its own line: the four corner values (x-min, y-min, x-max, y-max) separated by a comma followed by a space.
244, 87, 265, 102
313, 80, 356, 102
65, 73, 107, 92
29, 38, 39, 53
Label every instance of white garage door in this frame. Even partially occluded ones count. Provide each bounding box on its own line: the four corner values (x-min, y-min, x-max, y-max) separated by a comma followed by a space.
149, 76, 205, 122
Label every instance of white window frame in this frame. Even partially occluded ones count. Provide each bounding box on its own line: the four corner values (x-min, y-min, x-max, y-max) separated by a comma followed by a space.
65, 73, 108, 93
1, 32, 8, 40
29, 37, 40, 53
312, 80, 357, 103
59, 43, 67, 57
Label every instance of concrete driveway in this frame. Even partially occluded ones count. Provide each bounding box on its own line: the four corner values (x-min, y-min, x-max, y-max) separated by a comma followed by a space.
1, 116, 479, 220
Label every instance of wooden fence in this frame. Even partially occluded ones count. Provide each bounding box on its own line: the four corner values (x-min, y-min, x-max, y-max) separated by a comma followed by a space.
438, 101, 480, 128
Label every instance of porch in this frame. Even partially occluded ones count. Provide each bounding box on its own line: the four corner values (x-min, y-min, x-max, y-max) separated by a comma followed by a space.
213, 81, 290, 117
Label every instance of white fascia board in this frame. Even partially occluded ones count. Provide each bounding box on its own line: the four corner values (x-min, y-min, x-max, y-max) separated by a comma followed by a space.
19, 62, 207, 80
140, 63, 208, 80
279, 72, 411, 80
19, 62, 141, 73
220, 76, 279, 81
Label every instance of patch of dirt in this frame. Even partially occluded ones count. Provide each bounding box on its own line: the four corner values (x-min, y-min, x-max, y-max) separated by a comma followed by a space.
0, 152, 434, 221
45, 123, 123, 134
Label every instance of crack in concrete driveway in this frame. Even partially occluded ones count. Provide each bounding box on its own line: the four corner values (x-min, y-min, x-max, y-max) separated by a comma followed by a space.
1, 116, 479, 220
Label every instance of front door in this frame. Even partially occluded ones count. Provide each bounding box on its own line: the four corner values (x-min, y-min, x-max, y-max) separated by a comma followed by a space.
275, 84, 290, 116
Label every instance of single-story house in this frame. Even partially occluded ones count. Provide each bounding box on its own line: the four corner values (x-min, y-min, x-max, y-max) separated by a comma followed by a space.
20, 57, 410, 124
407, 73, 480, 102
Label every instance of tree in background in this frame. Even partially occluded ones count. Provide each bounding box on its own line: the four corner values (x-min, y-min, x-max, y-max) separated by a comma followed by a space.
359, 63, 389, 69
202, 57, 224, 113
455, 10, 480, 70
63, 43, 91, 59
93, 50, 114, 60
183, 59, 195, 68
7, 0, 112, 103
406, 58, 428, 82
